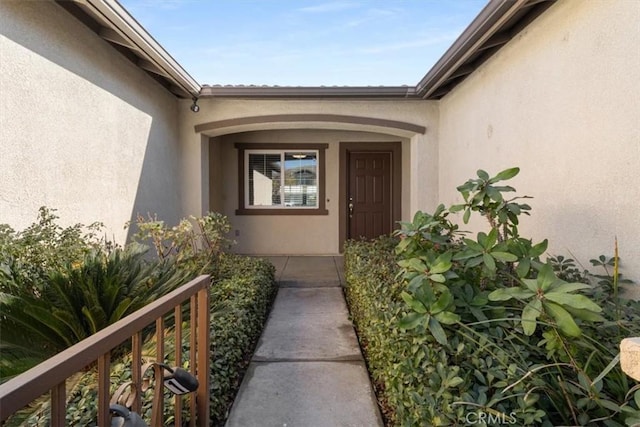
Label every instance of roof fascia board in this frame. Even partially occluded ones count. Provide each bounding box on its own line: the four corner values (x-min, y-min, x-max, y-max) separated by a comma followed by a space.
415, 0, 528, 99
76, 0, 200, 98
200, 85, 421, 99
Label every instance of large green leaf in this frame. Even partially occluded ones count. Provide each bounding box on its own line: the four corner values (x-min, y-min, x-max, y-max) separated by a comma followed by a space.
516, 258, 531, 278
488, 287, 535, 301
399, 312, 424, 330
522, 278, 539, 293
430, 252, 453, 274
544, 292, 602, 312
463, 239, 484, 253
428, 273, 446, 284
463, 208, 471, 224
401, 291, 428, 314
491, 251, 518, 262
449, 204, 465, 213
434, 310, 460, 325
407, 274, 426, 292
522, 299, 542, 336
466, 256, 485, 268
485, 228, 498, 249
428, 316, 448, 346
547, 282, 591, 294
483, 253, 496, 272
492, 167, 520, 183
537, 264, 558, 291
564, 305, 605, 322
398, 258, 427, 272
486, 186, 503, 203
477, 169, 490, 181
530, 239, 548, 257
431, 291, 453, 315
544, 301, 581, 337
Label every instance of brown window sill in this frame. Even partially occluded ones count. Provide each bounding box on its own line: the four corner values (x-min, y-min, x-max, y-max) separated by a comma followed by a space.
235, 208, 329, 216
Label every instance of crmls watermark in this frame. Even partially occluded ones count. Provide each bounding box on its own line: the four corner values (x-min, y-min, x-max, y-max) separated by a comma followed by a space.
464, 411, 517, 425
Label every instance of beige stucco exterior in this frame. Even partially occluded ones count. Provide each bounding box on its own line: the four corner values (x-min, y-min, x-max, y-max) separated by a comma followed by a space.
0, 1, 184, 241
1, 0, 638, 291
437, 0, 640, 289
178, 98, 438, 254
216, 129, 408, 254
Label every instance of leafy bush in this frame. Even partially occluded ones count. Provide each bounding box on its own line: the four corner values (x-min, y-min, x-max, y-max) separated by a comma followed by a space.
5, 254, 276, 426
208, 254, 277, 425
0, 207, 106, 292
129, 212, 234, 277
345, 168, 640, 427
0, 244, 187, 380
343, 237, 407, 424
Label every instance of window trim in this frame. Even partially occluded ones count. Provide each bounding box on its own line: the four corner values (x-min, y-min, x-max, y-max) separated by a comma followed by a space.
245, 149, 320, 210
235, 143, 329, 215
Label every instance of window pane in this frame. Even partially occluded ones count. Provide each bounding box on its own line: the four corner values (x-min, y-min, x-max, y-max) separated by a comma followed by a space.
283, 152, 317, 207
248, 153, 281, 206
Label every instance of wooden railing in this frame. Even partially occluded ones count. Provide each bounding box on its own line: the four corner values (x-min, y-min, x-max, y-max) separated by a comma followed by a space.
0, 274, 211, 426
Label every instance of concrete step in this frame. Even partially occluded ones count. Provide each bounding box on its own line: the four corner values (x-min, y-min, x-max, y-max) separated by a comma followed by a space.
263, 256, 345, 288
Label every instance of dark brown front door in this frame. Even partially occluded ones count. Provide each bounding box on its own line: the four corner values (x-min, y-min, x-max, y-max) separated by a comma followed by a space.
348, 152, 392, 240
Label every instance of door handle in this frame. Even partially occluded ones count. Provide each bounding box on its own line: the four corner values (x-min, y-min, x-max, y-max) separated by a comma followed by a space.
348, 197, 354, 218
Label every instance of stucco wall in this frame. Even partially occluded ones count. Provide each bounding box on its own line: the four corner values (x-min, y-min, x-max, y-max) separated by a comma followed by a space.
438, 1, 640, 288
0, 1, 183, 242
214, 129, 409, 255
179, 98, 439, 254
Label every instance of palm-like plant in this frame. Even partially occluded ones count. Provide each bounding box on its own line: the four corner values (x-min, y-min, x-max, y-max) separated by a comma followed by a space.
0, 244, 187, 381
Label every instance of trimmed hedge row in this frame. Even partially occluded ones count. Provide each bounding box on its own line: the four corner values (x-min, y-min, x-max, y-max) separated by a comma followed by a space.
7, 254, 277, 426
343, 237, 413, 425
345, 237, 640, 427
209, 254, 277, 425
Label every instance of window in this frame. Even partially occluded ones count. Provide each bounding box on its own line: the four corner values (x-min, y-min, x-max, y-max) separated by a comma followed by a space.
247, 151, 318, 208
235, 143, 328, 215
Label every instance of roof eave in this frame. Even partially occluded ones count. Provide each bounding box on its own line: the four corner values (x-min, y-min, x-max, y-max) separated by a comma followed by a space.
416, 0, 556, 100
60, 0, 201, 99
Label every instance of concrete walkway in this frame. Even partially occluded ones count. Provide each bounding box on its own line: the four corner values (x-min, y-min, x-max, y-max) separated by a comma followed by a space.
225, 256, 383, 427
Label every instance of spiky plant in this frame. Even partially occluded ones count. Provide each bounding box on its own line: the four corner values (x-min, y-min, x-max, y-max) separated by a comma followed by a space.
0, 244, 188, 381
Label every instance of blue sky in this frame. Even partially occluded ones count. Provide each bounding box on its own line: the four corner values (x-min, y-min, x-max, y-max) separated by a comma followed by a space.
118, 0, 487, 86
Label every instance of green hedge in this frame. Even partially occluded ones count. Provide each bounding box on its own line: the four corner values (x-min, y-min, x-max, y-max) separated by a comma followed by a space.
209, 254, 277, 425
7, 254, 276, 426
343, 237, 419, 426
345, 237, 640, 427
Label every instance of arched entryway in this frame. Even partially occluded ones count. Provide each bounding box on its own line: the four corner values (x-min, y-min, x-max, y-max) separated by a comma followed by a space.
193, 112, 426, 255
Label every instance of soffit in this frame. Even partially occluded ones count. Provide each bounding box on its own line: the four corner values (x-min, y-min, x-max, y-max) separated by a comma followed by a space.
56, 0, 555, 102
56, 0, 200, 99
416, 0, 556, 100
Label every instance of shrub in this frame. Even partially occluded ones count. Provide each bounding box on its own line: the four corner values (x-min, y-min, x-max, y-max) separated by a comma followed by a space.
2, 210, 275, 426
0, 244, 187, 380
343, 237, 406, 424
345, 168, 640, 427
4, 254, 276, 426
129, 212, 234, 277
208, 254, 277, 425
0, 207, 106, 292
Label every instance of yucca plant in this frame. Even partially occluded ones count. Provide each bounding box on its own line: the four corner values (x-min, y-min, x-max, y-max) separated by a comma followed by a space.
0, 244, 188, 381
